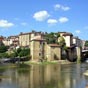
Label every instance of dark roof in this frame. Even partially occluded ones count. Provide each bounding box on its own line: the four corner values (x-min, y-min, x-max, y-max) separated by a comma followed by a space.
49, 44, 60, 47
13, 40, 19, 42
19, 31, 42, 36
63, 33, 73, 36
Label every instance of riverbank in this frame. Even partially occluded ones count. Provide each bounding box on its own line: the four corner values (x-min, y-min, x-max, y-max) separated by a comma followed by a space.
24, 60, 74, 65
0, 63, 17, 70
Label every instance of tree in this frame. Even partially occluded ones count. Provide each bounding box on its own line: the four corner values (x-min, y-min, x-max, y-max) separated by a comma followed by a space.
45, 32, 60, 44
0, 53, 9, 58
85, 41, 88, 47
18, 48, 30, 57
0, 45, 8, 53
58, 36, 66, 48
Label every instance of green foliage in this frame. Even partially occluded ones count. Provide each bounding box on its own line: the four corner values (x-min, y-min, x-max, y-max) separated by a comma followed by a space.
17, 48, 22, 54
12, 48, 30, 58
9, 52, 17, 58
45, 32, 60, 44
58, 36, 66, 47
0, 53, 10, 58
18, 48, 30, 57
85, 40, 88, 47
0, 45, 8, 53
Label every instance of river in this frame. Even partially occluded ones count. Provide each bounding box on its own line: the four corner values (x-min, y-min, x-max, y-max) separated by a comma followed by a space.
0, 63, 88, 88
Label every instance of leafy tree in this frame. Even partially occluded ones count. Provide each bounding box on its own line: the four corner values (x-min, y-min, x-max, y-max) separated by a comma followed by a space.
17, 48, 22, 54
0, 45, 8, 53
18, 48, 30, 57
45, 32, 60, 44
58, 36, 66, 47
85, 40, 88, 47
0, 53, 9, 58
9, 52, 17, 58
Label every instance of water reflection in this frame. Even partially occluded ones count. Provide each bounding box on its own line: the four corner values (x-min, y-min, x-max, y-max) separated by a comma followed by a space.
0, 63, 88, 88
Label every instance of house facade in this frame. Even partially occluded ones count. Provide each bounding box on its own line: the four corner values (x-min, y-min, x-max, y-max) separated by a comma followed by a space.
19, 31, 43, 47
3, 35, 19, 47
58, 32, 73, 47
73, 36, 82, 47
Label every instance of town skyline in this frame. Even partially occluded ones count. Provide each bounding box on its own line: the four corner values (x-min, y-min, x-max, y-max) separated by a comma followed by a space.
0, 0, 88, 40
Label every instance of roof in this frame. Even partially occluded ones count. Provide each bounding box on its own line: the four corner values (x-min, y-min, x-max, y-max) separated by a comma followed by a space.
19, 31, 42, 36
8, 35, 19, 39
58, 32, 67, 33
0, 37, 4, 41
49, 44, 60, 47
30, 38, 46, 41
19, 32, 31, 35
13, 40, 19, 42
63, 33, 73, 36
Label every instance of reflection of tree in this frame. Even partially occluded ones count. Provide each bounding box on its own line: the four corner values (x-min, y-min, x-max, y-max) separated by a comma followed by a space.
17, 64, 30, 74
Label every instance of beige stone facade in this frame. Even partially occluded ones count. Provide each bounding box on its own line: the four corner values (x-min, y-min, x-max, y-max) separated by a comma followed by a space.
19, 31, 42, 47
19, 32, 31, 47
3, 35, 19, 46
44, 44, 61, 61
30, 38, 45, 61
30, 38, 61, 62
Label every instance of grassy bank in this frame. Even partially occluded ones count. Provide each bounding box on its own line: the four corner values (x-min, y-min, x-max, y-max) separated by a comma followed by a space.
24, 60, 73, 65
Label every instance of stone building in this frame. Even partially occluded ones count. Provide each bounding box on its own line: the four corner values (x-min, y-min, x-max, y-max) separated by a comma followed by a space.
62, 32, 73, 47
19, 31, 43, 47
30, 37, 46, 61
0, 36, 4, 46
44, 44, 61, 61
30, 37, 61, 62
3, 35, 19, 47
73, 36, 82, 47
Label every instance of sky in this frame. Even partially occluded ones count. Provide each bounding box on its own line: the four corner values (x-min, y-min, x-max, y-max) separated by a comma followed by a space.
0, 0, 88, 40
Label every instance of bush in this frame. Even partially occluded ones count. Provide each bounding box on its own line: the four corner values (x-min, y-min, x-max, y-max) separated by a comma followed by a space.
0, 53, 10, 58
18, 48, 30, 57
0, 45, 8, 53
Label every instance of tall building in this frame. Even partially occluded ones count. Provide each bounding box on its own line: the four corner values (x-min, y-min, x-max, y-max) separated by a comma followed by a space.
19, 31, 43, 47
30, 37, 61, 62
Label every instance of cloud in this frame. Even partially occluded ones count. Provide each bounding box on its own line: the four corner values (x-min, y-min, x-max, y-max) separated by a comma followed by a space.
54, 4, 70, 11
21, 22, 28, 26
75, 30, 81, 34
61, 6, 70, 11
33, 10, 50, 21
59, 17, 69, 23
0, 20, 14, 28
54, 4, 61, 10
47, 19, 58, 24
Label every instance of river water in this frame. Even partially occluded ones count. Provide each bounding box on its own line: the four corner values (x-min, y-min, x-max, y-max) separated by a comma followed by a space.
0, 63, 88, 88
